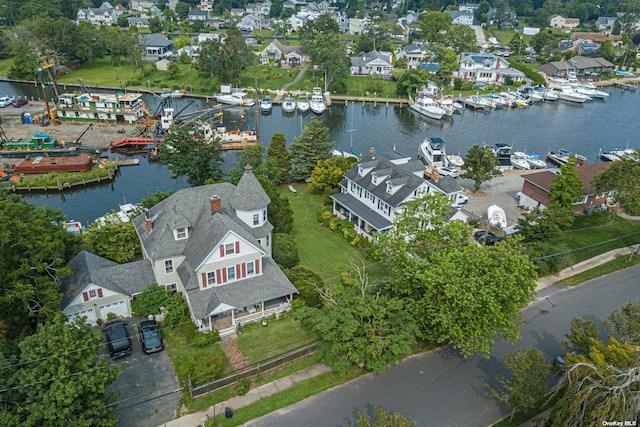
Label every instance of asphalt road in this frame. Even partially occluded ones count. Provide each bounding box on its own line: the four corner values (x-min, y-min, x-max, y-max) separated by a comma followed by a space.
244, 265, 640, 427
102, 318, 180, 427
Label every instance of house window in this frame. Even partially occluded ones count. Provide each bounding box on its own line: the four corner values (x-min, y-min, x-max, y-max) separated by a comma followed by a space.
263, 209, 267, 221
247, 261, 254, 275
266, 234, 270, 247
253, 214, 259, 226
207, 271, 216, 286
166, 283, 177, 293
227, 266, 235, 280
372, 173, 378, 185
386, 181, 393, 194
89, 289, 97, 299
225, 243, 235, 255
165, 259, 174, 273
176, 227, 187, 239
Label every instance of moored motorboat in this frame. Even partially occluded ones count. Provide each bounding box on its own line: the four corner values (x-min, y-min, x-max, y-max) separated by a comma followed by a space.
463, 95, 490, 110
418, 136, 447, 168
447, 154, 465, 167
410, 93, 446, 120
525, 152, 547, 169
310, 87, 326, 115
260, 96, 272, 113
600, 150, 622, 162
216, 91, 255, 107
281, 95, 296, 113
553, 85, 590, 103
510, 152, 531, 170
547, 149, 587, 166
297, 94, 310, 113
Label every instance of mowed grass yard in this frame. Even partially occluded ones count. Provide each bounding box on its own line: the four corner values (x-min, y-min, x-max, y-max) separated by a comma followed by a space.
281, 183, 362, 286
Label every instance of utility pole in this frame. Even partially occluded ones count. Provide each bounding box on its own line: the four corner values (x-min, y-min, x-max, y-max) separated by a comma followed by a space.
254, 77, 259, 139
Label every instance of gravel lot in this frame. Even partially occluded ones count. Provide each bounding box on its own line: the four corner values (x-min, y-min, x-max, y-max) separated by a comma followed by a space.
457, 170, 531, 233
1, 101, 137, 150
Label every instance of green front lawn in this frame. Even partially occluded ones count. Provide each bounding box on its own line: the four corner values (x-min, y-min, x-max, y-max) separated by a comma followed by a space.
282, 184, 362, 286
235, 316, 317, 364
543, 212, 640, 263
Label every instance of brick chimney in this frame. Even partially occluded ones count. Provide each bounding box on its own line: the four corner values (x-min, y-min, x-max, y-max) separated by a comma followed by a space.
210, 195, 221, 214
430, 166, 439, 183
144, 211, 152, 233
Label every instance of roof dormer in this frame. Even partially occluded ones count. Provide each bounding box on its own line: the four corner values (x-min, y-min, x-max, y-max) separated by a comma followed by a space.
357, 160, 377, 177
386, 177, 408, 195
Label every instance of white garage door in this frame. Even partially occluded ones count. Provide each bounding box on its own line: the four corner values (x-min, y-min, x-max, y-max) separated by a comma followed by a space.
67, 308, 98, 326
98, 300, 129, 319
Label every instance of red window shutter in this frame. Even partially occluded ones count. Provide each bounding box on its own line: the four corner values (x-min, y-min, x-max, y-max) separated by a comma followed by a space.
219, 245, 225, 257
236, 264, 240, 278
97, 288, 103, 298
255, 259, 260, 274
242, 263, 246, 277
202, 272, 207, 288
216, 269, 222, 284
82, 292, 89, 301
235, 241, 240, 254
222, 268, 227, 283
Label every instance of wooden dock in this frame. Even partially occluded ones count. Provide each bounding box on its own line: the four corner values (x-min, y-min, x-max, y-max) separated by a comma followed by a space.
613, 81, 637, 91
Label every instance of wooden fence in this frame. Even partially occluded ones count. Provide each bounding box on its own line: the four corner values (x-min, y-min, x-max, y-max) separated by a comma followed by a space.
188, 341, 318, 399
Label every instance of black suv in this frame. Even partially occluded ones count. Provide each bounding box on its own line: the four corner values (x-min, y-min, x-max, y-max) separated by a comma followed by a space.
473, 230, 501, 246
103, 320, 133, 359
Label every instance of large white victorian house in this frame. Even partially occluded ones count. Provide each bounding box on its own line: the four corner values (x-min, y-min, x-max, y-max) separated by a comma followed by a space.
331, 150, 467, 239
132, 166, 297, 333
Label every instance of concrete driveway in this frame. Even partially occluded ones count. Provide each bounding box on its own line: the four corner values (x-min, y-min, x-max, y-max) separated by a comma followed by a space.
458, 170, 527, 233
102, 318, 180, 427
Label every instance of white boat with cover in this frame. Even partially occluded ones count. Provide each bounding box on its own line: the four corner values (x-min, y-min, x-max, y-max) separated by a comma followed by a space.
510, 152, 531, 170
410, 93, 446, 120
487, 204, 507, 229
281, 95, 296, 113
418, 136, 447, 168
297, 94, 310, 113
216, 91, 255, 106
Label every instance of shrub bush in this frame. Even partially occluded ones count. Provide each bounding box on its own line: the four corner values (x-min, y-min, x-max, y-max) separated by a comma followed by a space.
273, 233, 299, 268
235, 378, 251, 396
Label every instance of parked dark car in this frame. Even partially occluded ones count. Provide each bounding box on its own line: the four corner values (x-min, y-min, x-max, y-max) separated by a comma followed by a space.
13, 99, 28, 107
138, 319, 164, 354
103, 320, 133, 359
474, 230, 501, 246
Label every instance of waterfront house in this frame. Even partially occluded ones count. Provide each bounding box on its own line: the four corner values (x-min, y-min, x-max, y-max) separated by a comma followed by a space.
447, 10, 474, 26
457, 52, 525, 84
549, 15, 580, 29
539, 56, 614, 78
331, 149, 467, 239
259, 39, 305, 65
350, 50, 393, 76
131, 166, 298, 335
61, 251, 155, 326
518, 162, 614, 213
139, 33, 175, 60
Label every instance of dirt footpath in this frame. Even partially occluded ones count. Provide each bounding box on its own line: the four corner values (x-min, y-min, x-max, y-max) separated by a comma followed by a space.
1, 101, 137, 150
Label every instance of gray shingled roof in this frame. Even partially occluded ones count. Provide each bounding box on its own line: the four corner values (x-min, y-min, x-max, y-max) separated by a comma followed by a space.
185, 258, 298, 319
231, 165, 271, 211
428, 176, 463, 194
60, 251, 155, 308
344, 153, 427, 208
139, 33, 174, 48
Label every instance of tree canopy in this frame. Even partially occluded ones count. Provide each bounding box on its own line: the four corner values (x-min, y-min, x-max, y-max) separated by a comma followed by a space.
159, 126, 224, 186
593, 156, 640, 216
378, 193, 537, 357
464, 145, 501, 192
288, 118, 335, 180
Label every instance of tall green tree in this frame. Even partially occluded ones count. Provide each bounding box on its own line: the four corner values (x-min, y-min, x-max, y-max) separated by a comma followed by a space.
8, 42, 38, 80
10, 314, 120, 426
605, 300, 640, 345
309, 156, 358, 193
0, 191, 81, 341
593, 157, 640, 215
489, 349, 550, 422
355, 21, 392, 53
300, 15, 350, 91
295, 260, 419, 375
561, 317, 600, 356
418, 12, 452, 45
378, 193, 537, 357
464, 145, 501, 192
548, 156, 582, 229
288, 118, 335, 180
82, 222, 141, 263
196, 26, 254, 84
266, 132, 290, 184
159, 126, 224, 186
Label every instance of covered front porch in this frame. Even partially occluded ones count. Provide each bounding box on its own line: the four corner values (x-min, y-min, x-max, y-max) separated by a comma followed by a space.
202, 297, 293, 337
331, 193, 392, 239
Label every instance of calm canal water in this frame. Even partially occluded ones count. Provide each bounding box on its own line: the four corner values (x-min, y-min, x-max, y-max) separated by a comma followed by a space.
2, 81, 638, 225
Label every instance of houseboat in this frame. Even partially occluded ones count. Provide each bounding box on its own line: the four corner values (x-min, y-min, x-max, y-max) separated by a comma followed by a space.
418, 136, 448, 168
56, 92, 151, 124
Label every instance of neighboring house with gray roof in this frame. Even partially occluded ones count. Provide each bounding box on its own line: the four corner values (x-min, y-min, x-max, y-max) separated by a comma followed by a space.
60, 251, 155, 325
259, 39, 306, 65
331, 149, 467, 239
132, 166, 297, 335
139, 33, 175, 60
350, 50, 393, 76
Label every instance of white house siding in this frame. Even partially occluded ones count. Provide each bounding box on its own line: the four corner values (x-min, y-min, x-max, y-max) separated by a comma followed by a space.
153, 255, 185, 288
64, 285, 131, 325
235, 208, 267, 228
